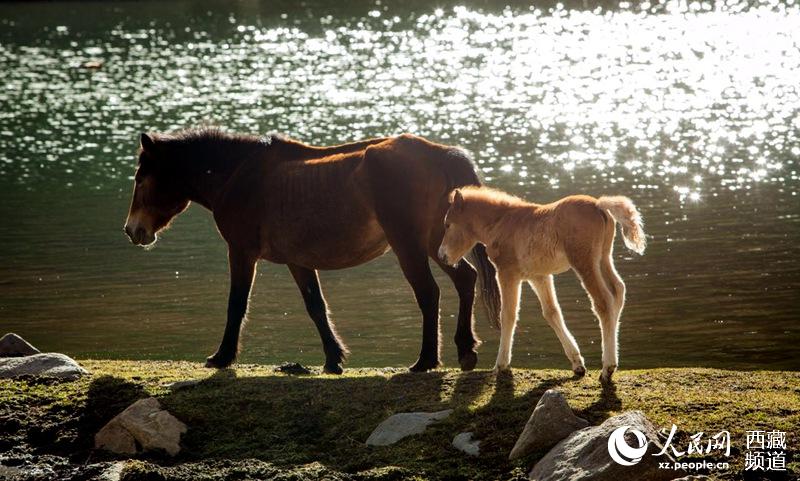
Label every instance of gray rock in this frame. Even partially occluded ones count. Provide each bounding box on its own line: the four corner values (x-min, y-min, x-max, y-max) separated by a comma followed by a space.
0, 353, 87, 379
670, 477, 711, 481
366, 409, 453, 446
95, 397, 187, 456
510, 389, 589, 460
0, 465, 24, 480
96, 461, 126, 481
164, 379, 202, 391
452, 432, 480, 456
529, 411, 680, 481
0, 333, 40, 357
96, 422, 137, 454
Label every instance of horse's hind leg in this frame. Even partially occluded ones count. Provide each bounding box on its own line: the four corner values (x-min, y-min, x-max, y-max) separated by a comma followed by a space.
433, 257, 479, 371
600, 233, 626, 335
529, 275, 586, 376
396, 247, 442, 372
288, 264, 349, 374
570, 254, 619, 383
381, 229, 442, 371
598, 221, 626, 379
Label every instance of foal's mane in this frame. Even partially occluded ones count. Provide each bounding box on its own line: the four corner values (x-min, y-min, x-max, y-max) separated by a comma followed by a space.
457, 185, 530, 207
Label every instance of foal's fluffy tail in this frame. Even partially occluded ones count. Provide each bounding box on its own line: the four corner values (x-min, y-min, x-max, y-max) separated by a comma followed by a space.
597, 196, 647, 255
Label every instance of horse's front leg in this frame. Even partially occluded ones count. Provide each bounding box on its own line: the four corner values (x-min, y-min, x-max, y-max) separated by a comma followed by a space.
494, 271, 522, 372
205, 248, 257, 369
288, 264, 349, 374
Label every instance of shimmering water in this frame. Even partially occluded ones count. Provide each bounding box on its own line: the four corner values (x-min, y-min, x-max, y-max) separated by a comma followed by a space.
1, 0, 798, 370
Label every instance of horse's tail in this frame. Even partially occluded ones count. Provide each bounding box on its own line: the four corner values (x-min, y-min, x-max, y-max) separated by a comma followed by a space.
597, 196, 647, 255
468, 244, 502, 329
441, 148, 502, 330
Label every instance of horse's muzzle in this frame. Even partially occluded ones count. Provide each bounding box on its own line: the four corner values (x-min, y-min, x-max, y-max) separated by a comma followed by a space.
437, 245, 451, 266
124, 224, 155, 246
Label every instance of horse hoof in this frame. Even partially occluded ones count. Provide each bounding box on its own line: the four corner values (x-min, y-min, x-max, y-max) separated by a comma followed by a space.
599, 371, 614, 385
459, 351, 478, 371
323, 363, 344, 375
492, 364, 511, 375
599, 365, 616, 384
573, 365, 586, 377
409, 358, 440, 372
205, 353, 234, 369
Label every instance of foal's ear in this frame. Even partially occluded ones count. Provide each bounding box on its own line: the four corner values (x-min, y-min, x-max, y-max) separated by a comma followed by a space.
140, 133, 156, 152
451, 189, 464, 212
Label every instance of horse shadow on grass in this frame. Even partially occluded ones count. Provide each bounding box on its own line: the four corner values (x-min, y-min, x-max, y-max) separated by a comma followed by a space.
584, 381, 622, 422
80, 365, 622, 479
448, 369, 577, 461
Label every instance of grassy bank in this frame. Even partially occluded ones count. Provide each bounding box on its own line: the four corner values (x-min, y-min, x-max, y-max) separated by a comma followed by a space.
1, 361, 798, 480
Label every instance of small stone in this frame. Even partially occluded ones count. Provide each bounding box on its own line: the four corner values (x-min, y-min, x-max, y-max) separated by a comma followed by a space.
0, 353, 87, 379
274, 362, 311, 375
509, 389, 588, 460
452, 432, 480, 456
164, 379, 201, 391
0, 333, 40, 357
97, 461, 126, 481
95, 398, 187, 456
366, 410, 453, 446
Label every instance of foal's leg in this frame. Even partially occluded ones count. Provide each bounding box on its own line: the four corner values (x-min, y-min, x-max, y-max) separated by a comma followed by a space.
597, 225, 626, 380
494, 271, 522, 372
529, 275, 586, 376
433, 257, 480, 371
599, 255, 625, 378
288, 264, 349, 374
571, 260, 619, 383
206, 248, 257, 369
600, 254, 626, 328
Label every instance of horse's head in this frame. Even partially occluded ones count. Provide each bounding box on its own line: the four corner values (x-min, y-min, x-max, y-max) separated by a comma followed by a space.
124, 133, 190, 247
438, 189, 477, 267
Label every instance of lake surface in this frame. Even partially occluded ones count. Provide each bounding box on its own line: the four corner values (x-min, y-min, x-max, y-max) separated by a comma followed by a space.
1, 0, 798, 370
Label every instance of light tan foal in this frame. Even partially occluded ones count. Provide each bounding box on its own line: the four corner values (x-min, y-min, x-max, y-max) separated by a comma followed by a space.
438, 186, 646, 383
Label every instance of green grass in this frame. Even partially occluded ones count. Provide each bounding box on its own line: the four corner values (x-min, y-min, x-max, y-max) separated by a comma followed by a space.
1, 361, 798, 480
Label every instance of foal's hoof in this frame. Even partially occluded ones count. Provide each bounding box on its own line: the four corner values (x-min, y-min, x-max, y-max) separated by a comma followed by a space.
573, 365, 587, 377
205, 352, 235, 369
323, 363, 344, 375
409, 358, 440, 372
599, 366, 616, 384
492, 364, 511, 375
459, 351, 478, 372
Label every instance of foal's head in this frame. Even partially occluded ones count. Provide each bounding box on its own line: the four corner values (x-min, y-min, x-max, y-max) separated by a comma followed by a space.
438, 189, 478, 267
124, 133, 190, 247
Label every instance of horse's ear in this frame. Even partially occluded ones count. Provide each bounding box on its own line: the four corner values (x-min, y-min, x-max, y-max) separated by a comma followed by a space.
451, 189, 464, 212
140, 133, 155, 152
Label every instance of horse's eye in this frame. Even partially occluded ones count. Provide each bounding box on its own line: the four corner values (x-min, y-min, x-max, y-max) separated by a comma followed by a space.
445, 223, 451, 229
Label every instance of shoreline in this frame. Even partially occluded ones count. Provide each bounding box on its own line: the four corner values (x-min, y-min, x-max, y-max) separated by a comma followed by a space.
1, 360, 798, 480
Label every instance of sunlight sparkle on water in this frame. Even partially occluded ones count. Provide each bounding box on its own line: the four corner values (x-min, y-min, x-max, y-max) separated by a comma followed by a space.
0, 0, 797, 206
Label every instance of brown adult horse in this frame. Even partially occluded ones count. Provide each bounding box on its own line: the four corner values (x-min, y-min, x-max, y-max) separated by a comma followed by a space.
123, 128, 500, 373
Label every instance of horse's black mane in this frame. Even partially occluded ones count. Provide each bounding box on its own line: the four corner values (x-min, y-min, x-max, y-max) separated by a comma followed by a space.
149, 127, 295, 166
161, 126, 290, 148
